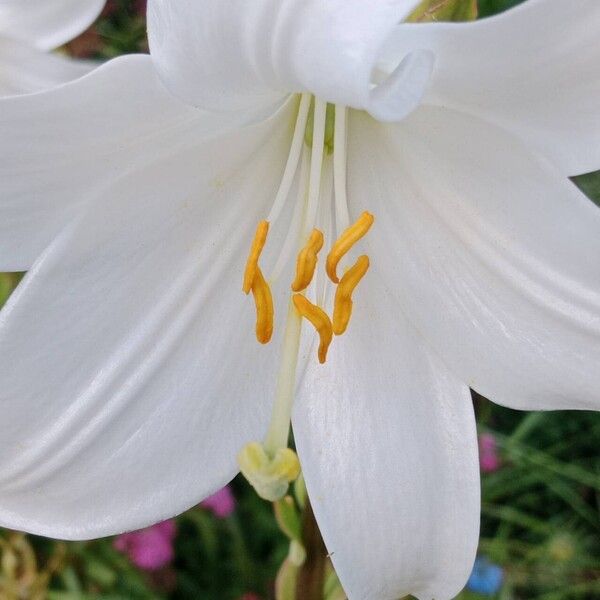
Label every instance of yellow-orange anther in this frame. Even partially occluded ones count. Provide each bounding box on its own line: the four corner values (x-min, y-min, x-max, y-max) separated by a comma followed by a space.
291, 228, 324, 292
333, 255, 370, 335
252, 267, 274, 344
326, 212, 374, 283
243, 220, 269, 294
292, 294, 333, 364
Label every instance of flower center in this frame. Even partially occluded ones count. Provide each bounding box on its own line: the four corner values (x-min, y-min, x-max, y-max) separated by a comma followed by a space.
238, 95, 374, 501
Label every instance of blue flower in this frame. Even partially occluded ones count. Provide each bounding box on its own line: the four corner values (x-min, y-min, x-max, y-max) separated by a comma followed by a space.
467, 556, 504, 596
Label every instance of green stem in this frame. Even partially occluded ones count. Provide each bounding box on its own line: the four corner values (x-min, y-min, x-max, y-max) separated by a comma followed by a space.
508, 412, 546, 443
295, 501, 328, 600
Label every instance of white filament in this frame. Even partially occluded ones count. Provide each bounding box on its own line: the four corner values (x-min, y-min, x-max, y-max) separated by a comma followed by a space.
333, 104, 351, 234
266, 93, 312, 226
315, 156, 334, 308
303, 98, 327, 239
263, 98, 331, 454
269, 148, 309, 284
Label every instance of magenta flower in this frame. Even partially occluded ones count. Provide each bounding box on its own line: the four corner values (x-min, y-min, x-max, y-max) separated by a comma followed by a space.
478, 434, 501, 474
200, 485, 236, 518
114, 519, 176, 571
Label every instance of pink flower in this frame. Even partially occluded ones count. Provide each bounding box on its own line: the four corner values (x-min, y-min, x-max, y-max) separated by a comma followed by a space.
479, 433, 501, 473
114, 520, 176, 571
200, 485, 236, 518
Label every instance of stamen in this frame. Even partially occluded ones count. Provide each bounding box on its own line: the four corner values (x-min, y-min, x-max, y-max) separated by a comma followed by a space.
291, 228, 324, 292
292, 294, 333, 364
266, 93, 312, 226
324, 103, 336, 154
315, 157, 334, 307
333, 105, 351, 233
303, 98, 328, 237
243, 220, 269, 294
269, 148, 309, 284
304, 101, 335, 153
252, 267, 274, 344
333, 255, 370, 335
326, 211, 374, 284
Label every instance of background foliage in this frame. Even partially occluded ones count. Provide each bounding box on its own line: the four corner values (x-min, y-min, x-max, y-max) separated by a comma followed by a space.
1, 1, 599, 598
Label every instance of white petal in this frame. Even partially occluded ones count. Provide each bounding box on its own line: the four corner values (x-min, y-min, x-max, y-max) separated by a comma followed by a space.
348, 106, 600, 412
0, 54, 278, 272
0, 36, 93, 96
0, 100, 297, 539
148, 0, 430, 121
293, 271, 479, 600
382, 0, 600, 175
0, 0, 105, 50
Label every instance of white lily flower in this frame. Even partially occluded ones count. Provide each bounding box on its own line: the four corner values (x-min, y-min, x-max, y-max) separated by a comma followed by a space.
0, 0, 105, 95
0, 0, 599, 598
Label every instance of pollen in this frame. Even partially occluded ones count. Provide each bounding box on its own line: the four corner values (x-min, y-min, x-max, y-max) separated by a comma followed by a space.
243, 220, 269, 294
326, 211, 374, 283
252, 267, 274, 344
292, 294, 333, 364
333, 255, 370, 335
243, 220, 274, 344
291, 228, 324, 292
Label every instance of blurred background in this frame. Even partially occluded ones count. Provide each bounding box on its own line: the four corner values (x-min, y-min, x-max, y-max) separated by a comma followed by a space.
1, 0, 599, 598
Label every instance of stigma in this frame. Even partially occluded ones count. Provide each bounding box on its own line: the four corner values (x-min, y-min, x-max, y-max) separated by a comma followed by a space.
238, 442, 301, 502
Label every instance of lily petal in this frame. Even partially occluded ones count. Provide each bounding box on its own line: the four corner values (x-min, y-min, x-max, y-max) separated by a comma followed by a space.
0, 0, 105, 50
0, 100, 296, 539
383, 0, 600, 175
0, 36, 93, 96
148, 0, 430, 121
349, 106, 600, 411
0, 54, 279, 272
293, 271, 479, 600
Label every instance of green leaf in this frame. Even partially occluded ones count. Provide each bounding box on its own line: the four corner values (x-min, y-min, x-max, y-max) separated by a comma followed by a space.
407, 0, 478, 23
573, 170, 600, 207
0, 273, 21, 308
478, 0, 526, 18
84, 558, 118, 587
274, 496, 302, 542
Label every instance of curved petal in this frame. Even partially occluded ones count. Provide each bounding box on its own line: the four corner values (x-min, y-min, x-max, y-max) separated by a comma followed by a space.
348, 106, 600, 412
0, 54, 279, 272
382, 0, 600, 175
147, 0, 431, 121
293, 271, 479, 600
0, 0, 105, 50
0, 100, 297, 539
0, 36, 93, 96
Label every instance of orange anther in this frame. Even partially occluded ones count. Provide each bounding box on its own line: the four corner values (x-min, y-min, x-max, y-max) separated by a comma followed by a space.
243, 220, 269, 294
292, 294, 333, 364
291, 228, 324, 292
252, 267, 274, 344
332, 255, 370, 335
326, 212, 374, 283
